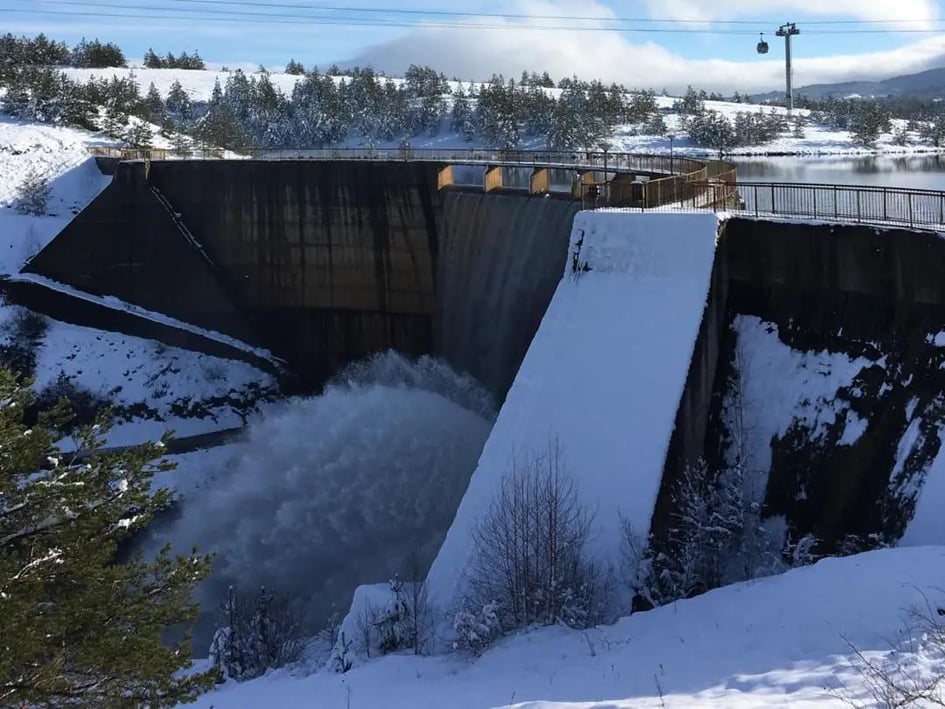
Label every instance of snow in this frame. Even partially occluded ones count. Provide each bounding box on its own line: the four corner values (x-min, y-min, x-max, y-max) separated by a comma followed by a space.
185, 545, 945, 708
425, 211, 720, 612
56, 67, 944, 158
0, 301, 276, 449
0, 119, 114, 274
728, 315, 883, 495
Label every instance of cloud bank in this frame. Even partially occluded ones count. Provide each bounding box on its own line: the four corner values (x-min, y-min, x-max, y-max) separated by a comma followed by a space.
343, 0, 945, 94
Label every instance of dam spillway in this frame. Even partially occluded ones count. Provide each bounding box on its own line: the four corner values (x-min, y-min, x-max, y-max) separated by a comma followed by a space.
25, 160, 580, 398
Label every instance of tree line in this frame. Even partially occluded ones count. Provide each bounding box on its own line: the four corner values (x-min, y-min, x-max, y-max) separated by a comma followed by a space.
4, 32, 945, 157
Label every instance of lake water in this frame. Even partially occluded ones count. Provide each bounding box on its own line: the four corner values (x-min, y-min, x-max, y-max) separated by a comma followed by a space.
730, 155, 945, 191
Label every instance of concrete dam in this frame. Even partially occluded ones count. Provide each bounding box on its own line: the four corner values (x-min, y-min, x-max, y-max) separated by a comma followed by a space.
25, 160, 580, 398
19, 155, 945, 609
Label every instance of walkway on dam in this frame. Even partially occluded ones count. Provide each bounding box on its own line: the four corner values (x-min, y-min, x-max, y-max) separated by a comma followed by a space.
89, 146, 945, 232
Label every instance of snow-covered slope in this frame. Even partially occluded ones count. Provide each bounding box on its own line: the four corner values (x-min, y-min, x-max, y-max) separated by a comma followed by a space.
425, 211, 721, 611
56, 67, 936, 157
0, 301, 277, 448
186, 545, 945, 708
0, 117, 115, 273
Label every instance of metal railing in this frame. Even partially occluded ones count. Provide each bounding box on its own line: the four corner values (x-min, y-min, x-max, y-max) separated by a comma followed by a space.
87, 145, 945, 230
677, 181, 945, 230
88, 145, 708, 179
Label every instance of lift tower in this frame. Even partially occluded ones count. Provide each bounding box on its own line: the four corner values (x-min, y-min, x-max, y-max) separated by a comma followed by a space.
776, 22, 800, 115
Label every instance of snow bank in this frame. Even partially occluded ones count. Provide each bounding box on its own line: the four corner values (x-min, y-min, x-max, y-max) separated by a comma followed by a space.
186, 545, 945, 708
425, 211, 721, 612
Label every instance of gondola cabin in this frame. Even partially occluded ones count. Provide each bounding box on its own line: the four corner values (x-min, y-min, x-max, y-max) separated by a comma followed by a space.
756, 34, 769, 54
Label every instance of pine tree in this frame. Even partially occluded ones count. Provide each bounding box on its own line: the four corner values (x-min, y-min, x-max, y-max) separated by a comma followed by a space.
0, 368, 215, 706
143, 82, 165, 124
285, 59, 305, 75
125, 120, 154, 149
14, 168, 50, 216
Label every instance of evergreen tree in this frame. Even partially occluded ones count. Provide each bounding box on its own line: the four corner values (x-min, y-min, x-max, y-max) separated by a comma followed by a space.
143, 48, 164, 68
137, 82, 165, 124
285, 59, 305, 75
14, 168, 50, 216
125, 120, 154, 149
165, 79, 193, 123
70, 37, 126, 68
0, 369, 214, 706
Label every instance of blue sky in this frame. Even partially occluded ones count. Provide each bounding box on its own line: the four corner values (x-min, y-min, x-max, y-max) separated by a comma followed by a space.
4, 0, 945, 91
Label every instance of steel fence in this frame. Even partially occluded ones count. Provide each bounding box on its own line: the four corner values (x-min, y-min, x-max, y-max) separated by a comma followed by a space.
683, 181, 945, 230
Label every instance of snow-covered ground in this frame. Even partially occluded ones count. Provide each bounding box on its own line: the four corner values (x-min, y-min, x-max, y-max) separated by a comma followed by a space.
426, 211, 720, 610
186, 545, 945, 708
0, 300, 278, 448
0, 118, 115, 273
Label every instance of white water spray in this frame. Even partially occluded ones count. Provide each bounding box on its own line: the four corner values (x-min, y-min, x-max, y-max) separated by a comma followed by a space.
149, 352, 495, 648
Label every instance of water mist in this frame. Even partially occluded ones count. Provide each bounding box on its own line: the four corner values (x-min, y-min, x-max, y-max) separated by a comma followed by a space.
145, 352, 495, 650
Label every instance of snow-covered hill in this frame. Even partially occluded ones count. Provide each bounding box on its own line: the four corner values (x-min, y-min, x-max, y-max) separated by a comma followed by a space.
58, 66, 938, 158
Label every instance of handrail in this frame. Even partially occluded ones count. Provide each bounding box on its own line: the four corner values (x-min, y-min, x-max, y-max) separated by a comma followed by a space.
685, 180, 945, 231
87, 145, 710, 179
86, 146, 945, 229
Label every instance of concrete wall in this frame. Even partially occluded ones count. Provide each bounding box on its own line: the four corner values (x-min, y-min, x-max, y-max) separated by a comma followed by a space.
650, 230, 729, 544
712, 217, 945, 548
27, 160, 578, 396
24, 168, 259, 345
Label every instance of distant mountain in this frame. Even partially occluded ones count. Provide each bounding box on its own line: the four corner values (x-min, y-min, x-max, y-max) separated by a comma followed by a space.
752, 66, 945, 102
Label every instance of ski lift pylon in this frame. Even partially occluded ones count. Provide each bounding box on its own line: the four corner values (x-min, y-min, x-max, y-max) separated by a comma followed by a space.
756, 33, 769, 54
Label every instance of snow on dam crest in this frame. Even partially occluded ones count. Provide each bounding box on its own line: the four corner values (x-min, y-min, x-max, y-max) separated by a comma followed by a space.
425, 210, 722, 610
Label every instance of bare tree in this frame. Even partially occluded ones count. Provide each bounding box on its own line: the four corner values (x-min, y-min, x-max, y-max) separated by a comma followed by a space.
463, 439, 601, 637
838, 593, 945, 707
402, 549, 433, 655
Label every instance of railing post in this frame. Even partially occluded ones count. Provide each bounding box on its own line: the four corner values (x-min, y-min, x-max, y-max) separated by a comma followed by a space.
883, 187, 888, 222
908, 192, 914, 229
770, 184, 775, 214
856, 191, 861, 223
833, 185, 838, 219
812, 188, 817, 219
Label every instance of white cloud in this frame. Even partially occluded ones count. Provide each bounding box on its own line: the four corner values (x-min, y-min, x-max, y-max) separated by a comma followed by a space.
651, 0, 939, 27
344, 0, 945, 93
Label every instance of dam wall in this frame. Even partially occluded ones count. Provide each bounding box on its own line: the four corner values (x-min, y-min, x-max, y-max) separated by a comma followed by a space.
709, 218, 945, 551
435, 191, 579, 397
26, 161, 577, 396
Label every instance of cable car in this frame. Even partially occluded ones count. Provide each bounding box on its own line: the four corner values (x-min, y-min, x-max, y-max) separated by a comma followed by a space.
757, 33, 769, 54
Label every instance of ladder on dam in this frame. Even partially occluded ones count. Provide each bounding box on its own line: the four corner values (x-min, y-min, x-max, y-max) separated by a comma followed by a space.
149, 185, 216, 269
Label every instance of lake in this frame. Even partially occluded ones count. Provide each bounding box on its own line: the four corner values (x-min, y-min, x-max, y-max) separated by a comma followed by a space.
730, 155, 945, 191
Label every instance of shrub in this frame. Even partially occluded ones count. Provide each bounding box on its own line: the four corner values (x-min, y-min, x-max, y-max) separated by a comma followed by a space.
451, 601, 502, 656
460, 439, 603, 649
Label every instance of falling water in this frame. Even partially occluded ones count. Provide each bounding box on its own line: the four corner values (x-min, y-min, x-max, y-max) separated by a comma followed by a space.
145, 352, 495, 649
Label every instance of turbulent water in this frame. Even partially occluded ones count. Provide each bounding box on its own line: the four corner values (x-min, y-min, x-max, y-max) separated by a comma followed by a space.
146, 352, 495, 649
